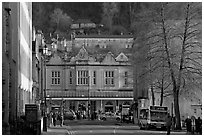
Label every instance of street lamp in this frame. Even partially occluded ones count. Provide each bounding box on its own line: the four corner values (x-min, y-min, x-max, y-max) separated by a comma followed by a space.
42, 44, 48, 132
88, 75, 90, 120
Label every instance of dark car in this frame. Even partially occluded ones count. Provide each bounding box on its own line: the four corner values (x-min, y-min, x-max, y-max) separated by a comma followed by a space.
63, 109, 76, 120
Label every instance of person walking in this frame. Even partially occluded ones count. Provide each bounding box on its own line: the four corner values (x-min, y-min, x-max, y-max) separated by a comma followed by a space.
198, 117, 202, 135
171, 116, 176, 130
165, 114, 172, 135
52, 112, 57, 126
185, 116, 192, 134
195, 117, 202, 134
58, 112, 63, 127
191, 116, 196, 134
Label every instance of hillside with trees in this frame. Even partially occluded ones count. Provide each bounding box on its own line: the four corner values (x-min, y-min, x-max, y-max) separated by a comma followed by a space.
32, 2, 157, 38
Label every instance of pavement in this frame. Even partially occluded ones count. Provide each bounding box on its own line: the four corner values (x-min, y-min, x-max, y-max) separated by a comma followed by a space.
41, 119, 137, 135
41, 126, 68, 135
41, 119, 188, 135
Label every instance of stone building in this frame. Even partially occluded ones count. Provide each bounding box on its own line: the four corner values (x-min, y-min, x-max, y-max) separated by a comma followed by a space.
2, 2, 33, 134
45, 35, 134, 115
73, 34, 134, 49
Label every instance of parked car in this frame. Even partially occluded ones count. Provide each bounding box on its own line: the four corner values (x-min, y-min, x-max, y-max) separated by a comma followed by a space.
100, 112, 121, 121
63, 109, 76, 120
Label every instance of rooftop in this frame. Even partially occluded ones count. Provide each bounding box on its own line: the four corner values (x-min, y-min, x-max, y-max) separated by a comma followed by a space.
75, 34, 133, 39
73, 19, 95, 24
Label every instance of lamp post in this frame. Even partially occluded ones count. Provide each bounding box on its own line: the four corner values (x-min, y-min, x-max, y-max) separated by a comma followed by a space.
42, 45, 48, 132
88, 75, 90, 120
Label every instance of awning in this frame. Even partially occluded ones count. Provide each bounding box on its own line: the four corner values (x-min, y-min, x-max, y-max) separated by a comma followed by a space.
46, 90, 133, 99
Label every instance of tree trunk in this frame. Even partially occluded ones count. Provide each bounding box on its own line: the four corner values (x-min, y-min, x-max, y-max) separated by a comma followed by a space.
160, 85, 164, 106
160, 4, 182, 130
174, 88, 182, 130
151, 84, 155, 106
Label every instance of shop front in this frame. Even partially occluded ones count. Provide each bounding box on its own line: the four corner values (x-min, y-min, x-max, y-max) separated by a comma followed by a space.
46, 90, 133, 115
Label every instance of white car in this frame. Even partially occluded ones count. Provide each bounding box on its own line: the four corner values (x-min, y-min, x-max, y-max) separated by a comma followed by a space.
63, 109, 76, 120
100, 112, 121, 121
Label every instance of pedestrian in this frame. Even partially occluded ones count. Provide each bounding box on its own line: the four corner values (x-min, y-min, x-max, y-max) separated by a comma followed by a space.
94, 111, 97, 120
198, 117, 202, 135
58, 112, 63, 126
47, 112, 51, 127
195, 117, 202, 134
49, 111, 53, 126
171, 116, 176, 130
191, 116, 196, 134
165, 114, 172, 135
52, 112, 57, 126
185, 116, 192, 134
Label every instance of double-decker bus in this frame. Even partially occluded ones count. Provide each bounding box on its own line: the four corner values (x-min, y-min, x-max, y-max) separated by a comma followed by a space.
138, 106, 168, 130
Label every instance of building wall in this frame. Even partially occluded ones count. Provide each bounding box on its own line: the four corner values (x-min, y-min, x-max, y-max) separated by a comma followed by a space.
18, 2, 33, 114
74, 36, 133, 48
46, 64, 133, 92
2, 2, 33, 134
2, 2, 11, 128
2, 2, 33, 117
45, 51, 133, 113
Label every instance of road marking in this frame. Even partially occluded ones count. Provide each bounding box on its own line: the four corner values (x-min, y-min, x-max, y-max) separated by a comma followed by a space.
66, 126, 75, 135
66, 130, 71, 135
114, 126, 119, 134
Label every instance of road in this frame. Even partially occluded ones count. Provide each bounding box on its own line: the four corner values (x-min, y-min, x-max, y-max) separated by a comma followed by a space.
62, 119, 187, 135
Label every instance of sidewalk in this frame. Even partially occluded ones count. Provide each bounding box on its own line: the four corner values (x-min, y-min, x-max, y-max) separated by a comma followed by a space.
41, 126, 68, 135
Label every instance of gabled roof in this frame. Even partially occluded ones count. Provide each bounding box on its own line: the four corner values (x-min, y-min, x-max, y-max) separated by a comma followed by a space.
48, 53, 63, 65
49, 43, 133, 64
115, 52, 129, 62
102, 51, 117, 65
75, 46, 89, 61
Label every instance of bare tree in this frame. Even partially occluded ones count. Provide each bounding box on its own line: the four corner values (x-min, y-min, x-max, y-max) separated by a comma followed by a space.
132, 2, 201, 129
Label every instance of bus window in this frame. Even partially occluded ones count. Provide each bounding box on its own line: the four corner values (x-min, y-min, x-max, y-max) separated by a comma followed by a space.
150, 111, 167, 122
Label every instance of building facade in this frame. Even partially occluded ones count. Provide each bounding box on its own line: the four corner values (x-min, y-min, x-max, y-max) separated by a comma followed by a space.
45, 35, 134, 115
73, 34, 134, 49
2, 2, 34, 134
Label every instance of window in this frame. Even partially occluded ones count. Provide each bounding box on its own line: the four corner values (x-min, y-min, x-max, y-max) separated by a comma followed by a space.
105, 71, 114, 86
77, 70, 89, 85
99, 44, 106, 48
124, 71, 128, 86
69, 71, 73, 84
126, 44, 132, 49
51, 71, 60, 85
194, 109, 197, 114
93, 71, 96, 85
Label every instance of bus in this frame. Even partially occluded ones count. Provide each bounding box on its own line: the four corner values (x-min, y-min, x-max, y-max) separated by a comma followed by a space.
138, 106, 168, 130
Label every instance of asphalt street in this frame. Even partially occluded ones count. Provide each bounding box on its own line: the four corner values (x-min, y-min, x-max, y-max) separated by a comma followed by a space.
42, 119, 187, 135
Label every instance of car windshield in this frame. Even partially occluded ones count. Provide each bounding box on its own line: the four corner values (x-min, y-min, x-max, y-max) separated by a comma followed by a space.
150, 111, 167, 122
